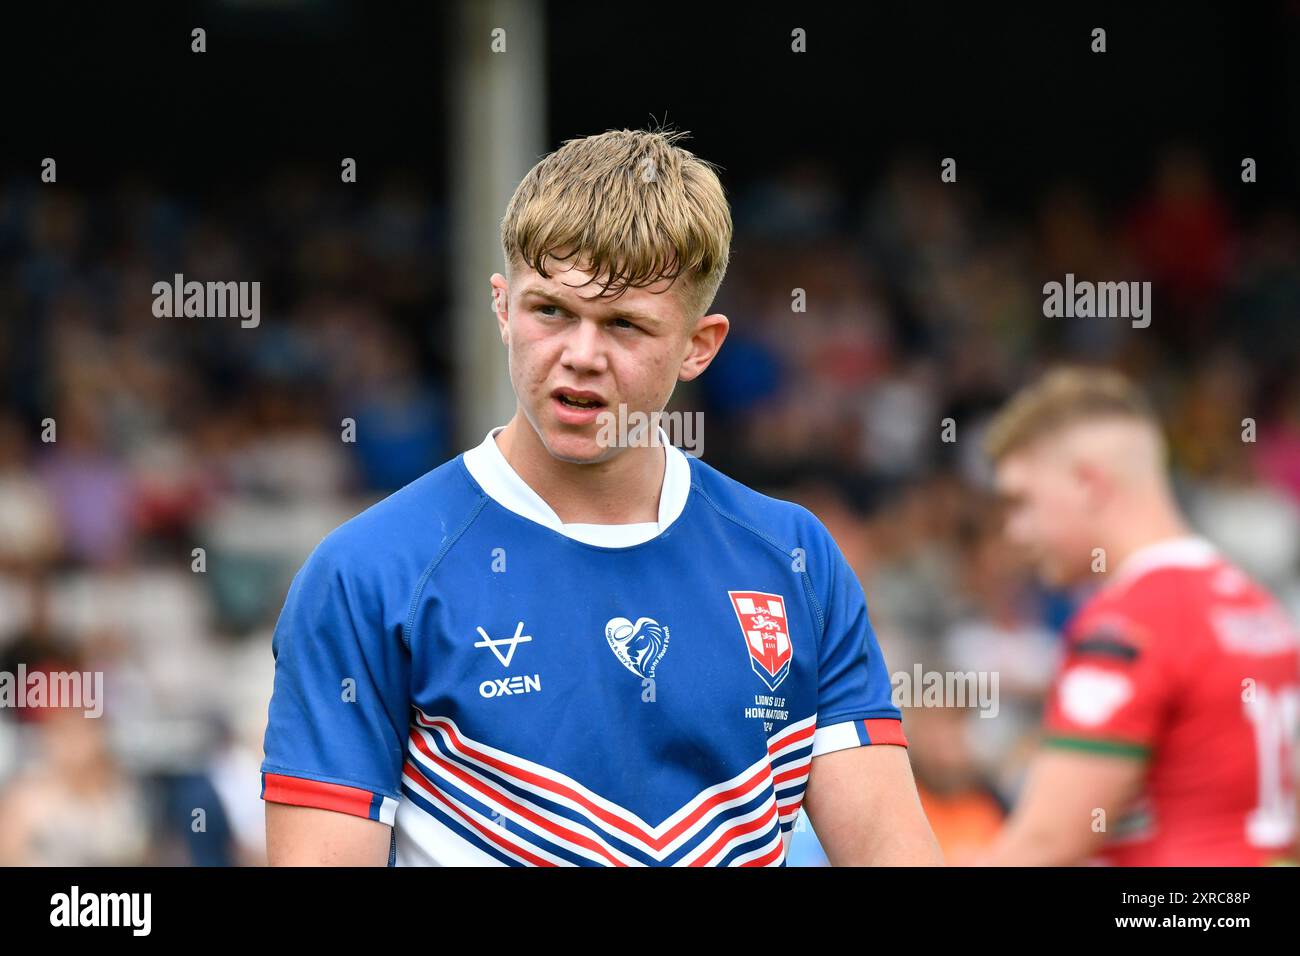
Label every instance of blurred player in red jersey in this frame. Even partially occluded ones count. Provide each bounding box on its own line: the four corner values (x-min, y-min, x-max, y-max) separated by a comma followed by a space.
978, 367, 1300, 866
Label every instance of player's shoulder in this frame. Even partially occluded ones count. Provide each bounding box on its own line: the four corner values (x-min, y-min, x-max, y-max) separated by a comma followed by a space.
1094, 546, 1253, 611
1070, 540, 1262, 650
686, 454, 838, 557
1070, 568, 1187, 649
301, 453, 483, 579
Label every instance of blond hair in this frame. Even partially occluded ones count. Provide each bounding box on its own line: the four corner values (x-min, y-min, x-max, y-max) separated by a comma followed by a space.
984, 366, 1159, 463
500, 127, 732, 320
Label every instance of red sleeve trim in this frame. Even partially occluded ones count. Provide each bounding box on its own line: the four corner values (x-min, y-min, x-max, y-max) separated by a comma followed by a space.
262, 771, 381, 820
862, 717, 908, 747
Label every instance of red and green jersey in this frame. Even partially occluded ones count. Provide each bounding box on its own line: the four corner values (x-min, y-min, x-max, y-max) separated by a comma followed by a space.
1043, 537, 1300, 866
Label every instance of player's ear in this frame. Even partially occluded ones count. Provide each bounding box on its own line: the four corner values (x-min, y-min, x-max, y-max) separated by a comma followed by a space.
678, 312, 729, 383
490, 273, 510, 346
1075, 458, 1111, 511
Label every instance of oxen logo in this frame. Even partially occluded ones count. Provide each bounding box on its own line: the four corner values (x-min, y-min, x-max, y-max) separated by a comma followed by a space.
474, 621, 532, 667
604, 616, 670, 679
729, 591, 792, 691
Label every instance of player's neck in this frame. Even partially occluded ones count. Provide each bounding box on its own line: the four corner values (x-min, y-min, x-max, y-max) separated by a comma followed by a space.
494, 417, 665, 525
1102, 502, 1194, 574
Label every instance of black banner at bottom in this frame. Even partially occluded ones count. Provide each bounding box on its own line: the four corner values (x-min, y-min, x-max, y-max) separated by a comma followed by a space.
0, 865, 1292, 942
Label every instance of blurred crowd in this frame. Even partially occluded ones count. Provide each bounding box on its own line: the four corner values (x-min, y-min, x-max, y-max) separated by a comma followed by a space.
1, 149, 1298, 865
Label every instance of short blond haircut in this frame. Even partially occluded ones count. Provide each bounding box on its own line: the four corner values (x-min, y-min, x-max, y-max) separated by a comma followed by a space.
500, 127, 733, 321
984, 366, 1159, 463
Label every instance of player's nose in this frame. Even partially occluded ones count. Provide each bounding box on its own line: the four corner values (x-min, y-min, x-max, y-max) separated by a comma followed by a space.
559, 319, 608, 373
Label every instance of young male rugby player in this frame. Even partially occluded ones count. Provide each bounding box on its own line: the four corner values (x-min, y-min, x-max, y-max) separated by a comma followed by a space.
260, 129, 941, 866
980, 368, 1299, 866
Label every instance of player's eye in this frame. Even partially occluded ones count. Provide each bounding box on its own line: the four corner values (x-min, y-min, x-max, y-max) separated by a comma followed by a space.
612, 317, 640, 331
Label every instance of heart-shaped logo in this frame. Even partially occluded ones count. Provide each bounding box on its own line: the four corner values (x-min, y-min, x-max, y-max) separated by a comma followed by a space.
604, 616, 670, 679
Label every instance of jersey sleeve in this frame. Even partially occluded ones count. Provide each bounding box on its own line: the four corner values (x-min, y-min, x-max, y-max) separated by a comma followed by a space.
1041, 609, 1170, 758
807, 521, 907, 757
260, 533, 411, 824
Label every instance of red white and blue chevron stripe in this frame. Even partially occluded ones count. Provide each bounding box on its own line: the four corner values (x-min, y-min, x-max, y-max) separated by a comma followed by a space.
393, 708, 819, 866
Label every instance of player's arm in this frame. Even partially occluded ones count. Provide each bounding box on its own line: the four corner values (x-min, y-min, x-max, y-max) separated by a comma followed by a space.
979, 612, 1161, 866
259, 531, 410, 866
804, 743, 943, 865
266, 803, 391, 866
975, 747, 1145, 866
800, 517, 942, 865
0, 778, 40, 865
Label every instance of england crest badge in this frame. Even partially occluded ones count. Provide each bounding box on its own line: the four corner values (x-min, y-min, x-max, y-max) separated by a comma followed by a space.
728, 591, 792, 691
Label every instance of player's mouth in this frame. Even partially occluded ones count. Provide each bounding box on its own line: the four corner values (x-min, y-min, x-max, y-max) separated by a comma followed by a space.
551, 388, 608, 425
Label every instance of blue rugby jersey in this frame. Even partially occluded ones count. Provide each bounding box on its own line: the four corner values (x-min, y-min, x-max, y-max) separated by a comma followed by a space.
261, 428, 906, 866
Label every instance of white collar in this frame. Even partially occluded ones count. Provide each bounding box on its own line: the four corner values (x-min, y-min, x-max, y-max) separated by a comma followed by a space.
1111, 535, 1218, 587
462, 425, 691, 547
